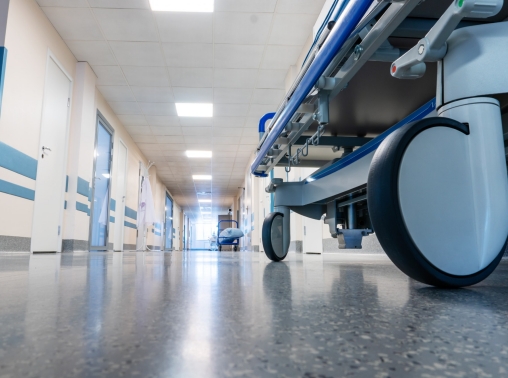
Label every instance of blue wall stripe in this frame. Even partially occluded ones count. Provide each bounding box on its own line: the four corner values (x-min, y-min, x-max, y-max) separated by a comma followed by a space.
0, 47, 6, 117
110, 216, 115, 223
76, 201, 90, 216
125, 206, 137, 220
124, 220, 137, 229
64, 200, 67, 209
65, 176, 68, 192
77, 177, 90, 198
0, 179, 35, 200
0, 141, 38, 180
110, 198, 116, 211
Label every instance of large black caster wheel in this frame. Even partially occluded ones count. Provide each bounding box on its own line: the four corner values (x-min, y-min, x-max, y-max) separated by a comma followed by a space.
368, 117, 508, 288
234, 246, 238, 252
262, 212, 288, 261
218, 245, 222, 252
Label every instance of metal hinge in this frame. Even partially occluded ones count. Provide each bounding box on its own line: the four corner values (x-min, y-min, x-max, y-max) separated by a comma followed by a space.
67, 98, 71, 107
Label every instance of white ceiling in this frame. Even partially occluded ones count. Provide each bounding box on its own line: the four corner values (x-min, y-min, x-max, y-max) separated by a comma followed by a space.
37, 0, 326, 217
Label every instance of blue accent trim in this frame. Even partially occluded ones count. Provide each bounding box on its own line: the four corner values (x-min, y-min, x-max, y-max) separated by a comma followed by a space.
0, 141, 38, 180
77, 177, 90, 198
259, 112, 276, 133
0, 179, 35, 200
125, 206, 137, 220
76, 201, 90, 216
65, 176, 68, 192
0, 47, 7, 117
110, 216, 115, 223
251, 0, 373, 175
110, 198, 116, 211
124, 220, 137, 229
306, 98, 437, 183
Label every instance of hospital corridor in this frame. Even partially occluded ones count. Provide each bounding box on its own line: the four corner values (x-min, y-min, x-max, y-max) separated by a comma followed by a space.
0, 0, 508, 376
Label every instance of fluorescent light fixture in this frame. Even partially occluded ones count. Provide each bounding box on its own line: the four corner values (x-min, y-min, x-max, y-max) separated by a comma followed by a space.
176, 103, 213, 117
193, 175, 212, 180
198, 199, 212, 203
150, 0, 214, 12
186, 150, 212, 158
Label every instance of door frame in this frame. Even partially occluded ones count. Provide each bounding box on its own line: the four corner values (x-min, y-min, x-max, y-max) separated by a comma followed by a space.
113, 138, 128, 251
31, 50, 73, 253
88, 111, 114, 251
164, 191, 174, 251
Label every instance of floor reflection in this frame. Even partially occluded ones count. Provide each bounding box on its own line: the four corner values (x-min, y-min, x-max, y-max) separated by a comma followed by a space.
0, 251, 507, 377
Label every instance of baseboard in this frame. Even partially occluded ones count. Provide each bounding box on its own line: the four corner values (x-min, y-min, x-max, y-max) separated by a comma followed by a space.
0, 235, 31, 252
62, 239, 89, 252
123, 243, 136, 251
289, 240, 303, 253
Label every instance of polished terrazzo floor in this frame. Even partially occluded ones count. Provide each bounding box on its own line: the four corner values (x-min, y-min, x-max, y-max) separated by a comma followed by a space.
0, 251, 507, 377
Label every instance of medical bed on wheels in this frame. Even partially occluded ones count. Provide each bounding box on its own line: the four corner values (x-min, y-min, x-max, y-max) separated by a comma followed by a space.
252, 0, 508, 288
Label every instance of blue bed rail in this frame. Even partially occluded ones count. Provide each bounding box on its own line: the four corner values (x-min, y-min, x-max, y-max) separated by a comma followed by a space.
250, 0, 374, 176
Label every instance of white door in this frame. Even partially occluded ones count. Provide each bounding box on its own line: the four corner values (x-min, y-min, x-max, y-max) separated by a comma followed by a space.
303, 216, 323, 254
113, 141, 127, 251
31, 55, 72, 253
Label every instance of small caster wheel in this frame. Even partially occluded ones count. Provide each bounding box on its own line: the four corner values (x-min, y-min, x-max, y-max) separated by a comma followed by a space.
219, 245, 222, 252
234, 246, 238, 252
262, 212, 288, 261
368, 116, 508, 287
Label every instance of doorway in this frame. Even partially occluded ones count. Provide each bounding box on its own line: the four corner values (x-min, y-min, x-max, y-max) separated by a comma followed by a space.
164, 193, 173, 251
113, 140, 127, 251
31, 54, 72, 253
89, 113, 114, 251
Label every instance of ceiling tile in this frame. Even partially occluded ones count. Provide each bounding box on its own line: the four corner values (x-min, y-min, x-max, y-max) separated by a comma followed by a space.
269, 14, 316, 45
213, 88, 253, 104
66, 41, 117, 65
162, 150, 186, 157
156, 136, 185, 144
213, 117, 246, 128
98, 85, 135, 101
92, 66, 127, 86
181, 127, 212, 136
172, 87, 213, 103
42, 8, 103, 41
214, 104, 250, 117
155, 13, 213, 43
139, 102, 177, 116
132, 135, 157, 143
242, 128, 259, 137
145, 115, 180, 127
275, 0, 326, 14
163, 43, 213, 68
118, 114, 147, 126
249, 104, 276, 117
179, 118, 213, 127
214, 13, 272, 45
88, 0, 150, 8
125, 125, 152, 135
151, 126, 183, 136
122, 66, 170, 86
110, 42, 165, 66
236, 149, 255, 157
168, 68, 213, 88
131, 86, 174, 103
261, 45, 302, 69
213, 136, 241, 145
213, 127, 243, 137
256, 69, 287, 89
213, 69, 257, 89
183, 136, 211, 144
214, 0, 277, 12
109, 101, 142, 115
93, 9, 158, 41
251, 89, 285, 105
214, 44, 264, 69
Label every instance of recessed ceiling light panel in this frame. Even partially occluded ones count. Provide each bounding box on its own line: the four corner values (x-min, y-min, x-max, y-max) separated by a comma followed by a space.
193, 175, 212, 180
186, 150, 212, 158
198, 199, 212, 203
150, 0, 214, 12
176, 103, 213, 117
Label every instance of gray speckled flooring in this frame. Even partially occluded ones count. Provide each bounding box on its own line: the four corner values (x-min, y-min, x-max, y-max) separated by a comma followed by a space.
0, 251, 507, 378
